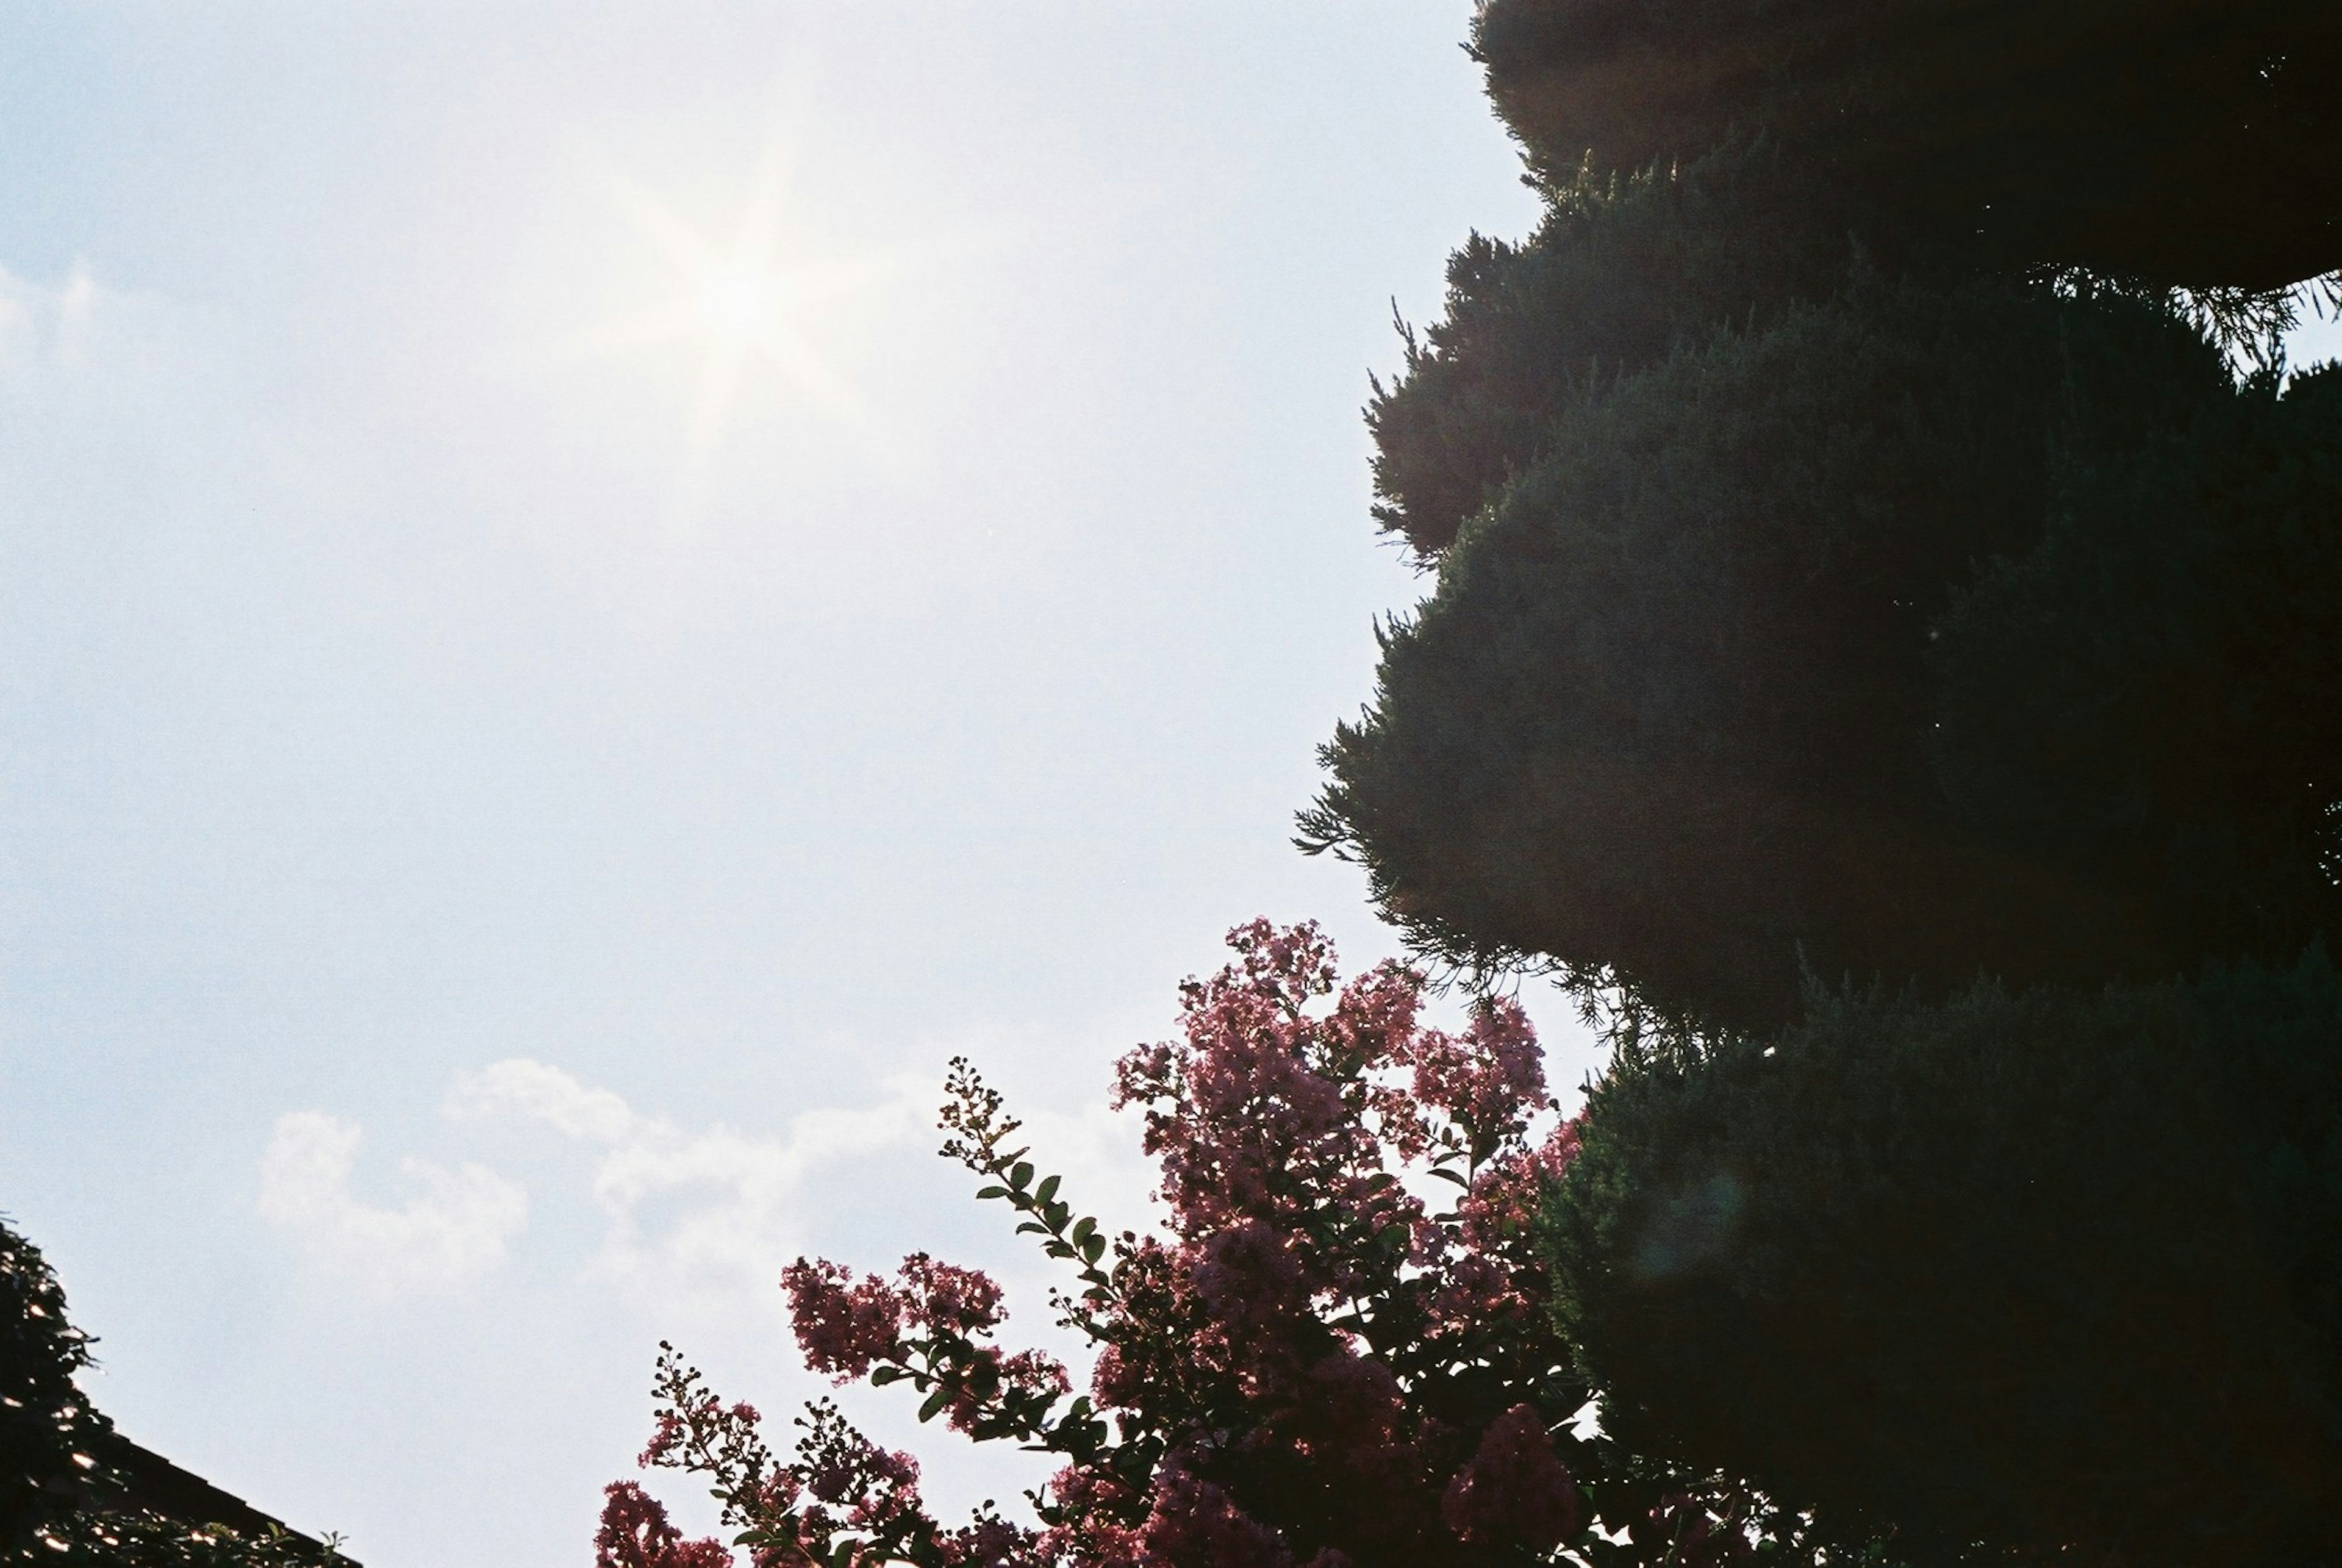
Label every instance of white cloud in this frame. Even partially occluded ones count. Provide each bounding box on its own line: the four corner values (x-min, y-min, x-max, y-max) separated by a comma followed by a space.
445, 1057, 639, 1142
257, 1057, 1155, 1320
449, 1059, 931, 1309
0, 260, 145, 375
257, 1111, 528, 1297
52, 264, 102, 370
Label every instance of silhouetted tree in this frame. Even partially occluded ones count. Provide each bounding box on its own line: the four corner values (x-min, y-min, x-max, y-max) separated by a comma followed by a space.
3, 1218, 104, 1559
1545, 953, 2342, 1566
1, 1217, 346, 1566
1302, 5, 2342, 1564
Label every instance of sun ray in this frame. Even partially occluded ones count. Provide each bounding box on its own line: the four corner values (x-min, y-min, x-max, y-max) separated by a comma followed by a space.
729, 131, 795, 279
575, 123, 896, 530
609, 175, 718, 283
563, 299, 706, 360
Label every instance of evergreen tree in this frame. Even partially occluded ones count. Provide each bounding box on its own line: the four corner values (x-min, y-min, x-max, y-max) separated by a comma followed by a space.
1303, 4, 2342, 1562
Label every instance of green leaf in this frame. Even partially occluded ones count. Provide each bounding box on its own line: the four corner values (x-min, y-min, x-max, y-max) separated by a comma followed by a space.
975, 1185, 1009, 1200
1010, 1161, 1035, 1192
919, 1386, 951, 1422
1036, 1173, 1061, 1205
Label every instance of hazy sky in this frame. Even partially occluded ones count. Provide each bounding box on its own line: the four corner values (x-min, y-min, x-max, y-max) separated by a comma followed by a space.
4, 10, 2339, 1568
0, 7, 1575, 1565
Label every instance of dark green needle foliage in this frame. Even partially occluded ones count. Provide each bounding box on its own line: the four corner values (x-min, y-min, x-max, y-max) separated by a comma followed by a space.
1472, 0, 2342, 290
1321, 273, 2263, 1026
1931, 362, 2342, 965
1305, 2, 2342, 1563
1543, 951, 2342, 1567
1308, 2, 2342, 1028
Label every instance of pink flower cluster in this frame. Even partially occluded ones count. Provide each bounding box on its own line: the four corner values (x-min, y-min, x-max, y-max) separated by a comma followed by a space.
603, 920, 1763, 1568
1409, 998, 1549, 1165
1439, 1405, 1579, 1552
781, 1260, 906, 1383
784, 1254, 1069, 1439
783, 1253, 1024, 1381
595, 1483, 732, 1568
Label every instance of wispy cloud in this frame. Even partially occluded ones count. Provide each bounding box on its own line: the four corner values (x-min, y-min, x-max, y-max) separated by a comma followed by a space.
0, 260, 143, 374
257, 1111, 529, 1297
258, 1057, 1153, 1316
448, 1058, 930, 1310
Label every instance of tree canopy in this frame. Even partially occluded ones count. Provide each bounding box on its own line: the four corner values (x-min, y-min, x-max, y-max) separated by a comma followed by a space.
1306, 17, 2342, 1033
1544, 952, 2342, 1566
1299, 5, 2342, 1564
1472, 0, 2342, 289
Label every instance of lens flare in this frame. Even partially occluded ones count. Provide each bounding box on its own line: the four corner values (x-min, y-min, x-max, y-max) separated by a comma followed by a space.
575, 130, 898, 527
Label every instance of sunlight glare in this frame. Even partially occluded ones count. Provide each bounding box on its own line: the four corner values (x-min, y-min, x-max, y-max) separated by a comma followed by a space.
575, 126, 903, 529
693, 263, 787, 347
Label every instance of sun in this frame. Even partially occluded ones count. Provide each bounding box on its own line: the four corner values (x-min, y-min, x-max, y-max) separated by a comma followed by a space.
577, 137, 890, 523
693, 263, 786, 345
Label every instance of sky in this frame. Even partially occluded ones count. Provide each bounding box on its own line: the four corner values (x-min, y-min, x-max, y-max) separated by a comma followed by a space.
0, 7, 1577, 1566
4, 10, 2341, 1568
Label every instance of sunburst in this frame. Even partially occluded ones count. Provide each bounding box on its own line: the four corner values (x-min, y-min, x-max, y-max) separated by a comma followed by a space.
578, 136, 891, 523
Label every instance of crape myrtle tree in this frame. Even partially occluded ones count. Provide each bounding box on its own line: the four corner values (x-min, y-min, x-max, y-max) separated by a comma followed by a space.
1, 1219, 347, 1566
597, 922, 1854, 1568
1297, 1, 2342, 1564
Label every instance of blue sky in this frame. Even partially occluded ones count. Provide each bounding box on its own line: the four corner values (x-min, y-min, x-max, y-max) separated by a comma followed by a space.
4, 10, 2339, 1568
0, 7, 1580, 1565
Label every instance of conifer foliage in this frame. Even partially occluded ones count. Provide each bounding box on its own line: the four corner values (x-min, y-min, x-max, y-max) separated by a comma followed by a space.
1295, 5, 2342, 1564
1472, 0, 2342, 289
1547, 953, 2342, 1565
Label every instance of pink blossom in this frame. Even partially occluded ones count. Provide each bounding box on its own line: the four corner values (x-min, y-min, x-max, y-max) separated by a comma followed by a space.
1115, 923, 1388, 1248
1440, 1405, 1578, 1552
1137, 1464, 1294, 1568
1039, 1466, 1143, 1568
1287, 1350, 1414, 1489
1427, 1251, 1527, 1330
609, 920, 1699, 1568
1408, 997, 1547, 1163
805, 1441, 915, 1509
1456, 1118, 1583, 1255
897, 1253, 1007, 1338
935, 1513, 1044, 1568
784, 1260, 908, 1381
937, 1345, 1072, 1434
596, 1481, 736, 1568
1186, 1220, 1311, 1389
